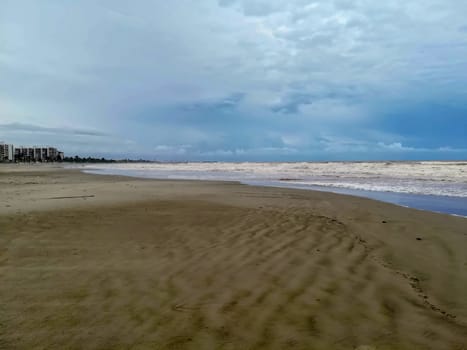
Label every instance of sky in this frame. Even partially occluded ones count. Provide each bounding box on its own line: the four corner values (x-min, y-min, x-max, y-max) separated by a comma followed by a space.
1, 0, 467, 161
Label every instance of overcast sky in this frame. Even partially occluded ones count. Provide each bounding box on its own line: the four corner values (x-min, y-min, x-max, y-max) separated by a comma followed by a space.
1, 0, 467, 160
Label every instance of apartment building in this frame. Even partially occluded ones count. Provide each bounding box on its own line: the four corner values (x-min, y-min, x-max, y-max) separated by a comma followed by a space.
0, 142, 14, 162
1, 141, 64, 162
15, 146, 63, 162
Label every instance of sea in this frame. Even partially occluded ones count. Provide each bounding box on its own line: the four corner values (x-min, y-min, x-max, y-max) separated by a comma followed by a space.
81, 161, 467, 217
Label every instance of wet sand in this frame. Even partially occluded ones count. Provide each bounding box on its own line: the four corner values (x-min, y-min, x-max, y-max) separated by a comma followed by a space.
1, 164, 466, 349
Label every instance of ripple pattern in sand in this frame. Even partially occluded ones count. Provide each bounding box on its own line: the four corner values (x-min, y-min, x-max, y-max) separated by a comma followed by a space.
1, 201, 466, 349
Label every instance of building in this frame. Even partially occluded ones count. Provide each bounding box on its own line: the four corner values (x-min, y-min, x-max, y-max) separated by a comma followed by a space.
14, 145, 64, 162
1, 141, 64, 162
0, 142, 14, 162
14, 146, 32, 162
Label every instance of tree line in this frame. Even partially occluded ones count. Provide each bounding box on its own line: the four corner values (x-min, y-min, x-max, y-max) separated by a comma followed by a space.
63, 156, 153, 163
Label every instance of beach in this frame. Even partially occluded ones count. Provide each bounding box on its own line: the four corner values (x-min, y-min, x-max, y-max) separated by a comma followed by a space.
1, 164, 466, 349
83, 161, 467, 217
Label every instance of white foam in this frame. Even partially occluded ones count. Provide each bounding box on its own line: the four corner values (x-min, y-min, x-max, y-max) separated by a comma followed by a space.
79, 161, 467, 198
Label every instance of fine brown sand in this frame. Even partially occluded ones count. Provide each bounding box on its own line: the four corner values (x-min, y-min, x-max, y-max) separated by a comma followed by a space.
1, 164, 466, 349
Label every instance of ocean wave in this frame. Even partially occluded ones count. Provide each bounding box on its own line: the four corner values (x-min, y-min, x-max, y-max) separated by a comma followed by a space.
79, 161, 467, 198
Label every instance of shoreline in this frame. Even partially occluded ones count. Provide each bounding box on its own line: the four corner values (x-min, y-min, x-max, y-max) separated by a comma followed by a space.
3, 162, 465, 219
1, 165, 467, 349
81, 166, 467, 218
244, 180, 467, 219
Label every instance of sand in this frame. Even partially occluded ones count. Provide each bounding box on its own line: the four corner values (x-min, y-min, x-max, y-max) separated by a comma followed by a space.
1, 164, 466, 349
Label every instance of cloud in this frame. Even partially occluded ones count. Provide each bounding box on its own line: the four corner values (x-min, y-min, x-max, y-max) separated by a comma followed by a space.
154, 144, 193, 156
1, 1, 466, 159
376, 143, 467, 154
319, 135, 372, 153
154, 145, 298, 160
377, 142, 417, 151
320, 138, 467, 154
182, 93, 246, 112
217, 0, 288, 16
0, 122, 109, 137
437, 146, 467, 152
271, 92, 313, 114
